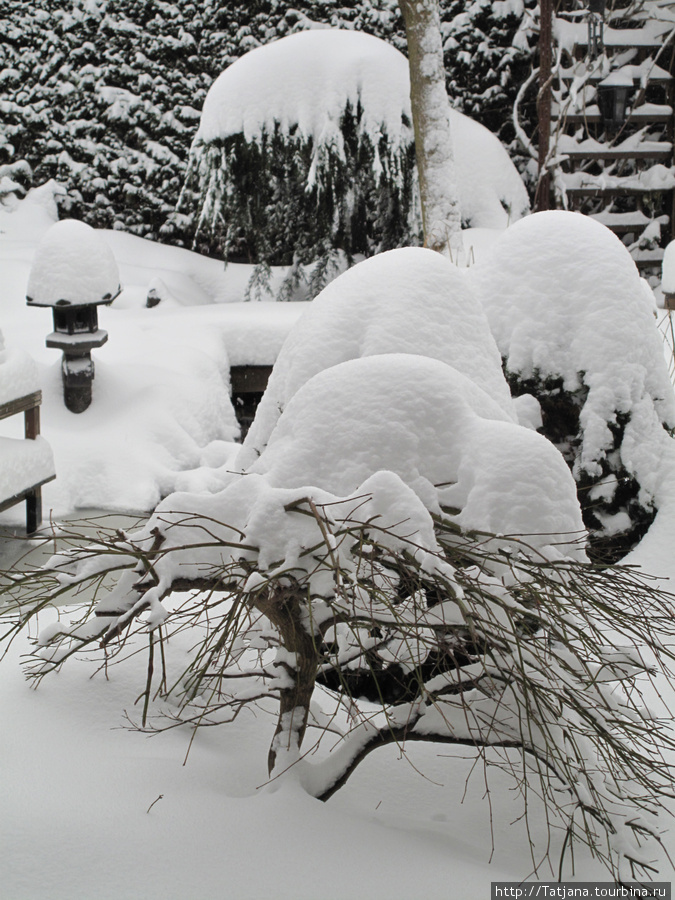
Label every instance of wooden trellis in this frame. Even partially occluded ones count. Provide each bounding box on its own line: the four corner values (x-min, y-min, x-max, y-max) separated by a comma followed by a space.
537, 0, 675, 272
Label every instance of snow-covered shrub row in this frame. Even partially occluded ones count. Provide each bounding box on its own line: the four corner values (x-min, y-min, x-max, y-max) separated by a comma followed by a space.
0, 0, 213, 243
1, 0, 536, 252
468, 210, 675, 561
185, 28, 530, 289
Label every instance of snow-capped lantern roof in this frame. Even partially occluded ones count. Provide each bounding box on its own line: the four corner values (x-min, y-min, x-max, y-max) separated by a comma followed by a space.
26, 219, 121, 308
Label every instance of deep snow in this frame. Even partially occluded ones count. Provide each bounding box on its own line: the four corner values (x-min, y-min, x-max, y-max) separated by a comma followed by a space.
2, 192, 675, 899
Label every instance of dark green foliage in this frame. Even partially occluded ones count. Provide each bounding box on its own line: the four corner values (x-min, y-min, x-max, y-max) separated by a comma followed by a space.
185, 106, 419, 271
0, 0, 213, 245
441, 0, 538, 147
1, 0, 537, 254
506, 368, 656, 563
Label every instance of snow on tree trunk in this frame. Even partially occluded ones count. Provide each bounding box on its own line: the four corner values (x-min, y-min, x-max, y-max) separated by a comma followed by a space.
255, 581, 319, 777
399, 0, 462, 255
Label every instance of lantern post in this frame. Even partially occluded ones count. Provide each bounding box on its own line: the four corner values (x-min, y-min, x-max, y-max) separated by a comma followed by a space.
26, 219, 120, 413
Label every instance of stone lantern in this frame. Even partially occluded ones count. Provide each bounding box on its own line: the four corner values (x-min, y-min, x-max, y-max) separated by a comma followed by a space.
26, 219, 121, 413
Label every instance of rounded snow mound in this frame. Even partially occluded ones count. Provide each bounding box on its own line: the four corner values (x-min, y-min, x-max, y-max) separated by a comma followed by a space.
450, 109, 530, 229
250, 353, 584, 547
238, 247, 516, 469
26, 219, 120, 308
468, 211, 669, 398
468, 211, 675, 481
197, 29, 411, 150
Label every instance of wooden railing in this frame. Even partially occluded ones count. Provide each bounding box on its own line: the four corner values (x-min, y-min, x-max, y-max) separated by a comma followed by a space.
0, 391, 55, 534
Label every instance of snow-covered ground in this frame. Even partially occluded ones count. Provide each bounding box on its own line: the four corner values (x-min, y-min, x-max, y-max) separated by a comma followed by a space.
0, 183, 306, 518
3, 187, 675, 899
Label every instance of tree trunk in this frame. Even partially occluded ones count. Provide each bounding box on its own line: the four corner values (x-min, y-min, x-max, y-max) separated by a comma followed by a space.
255, 583, 320, 777
535, 0, 553, 211
399, 0, 462, 255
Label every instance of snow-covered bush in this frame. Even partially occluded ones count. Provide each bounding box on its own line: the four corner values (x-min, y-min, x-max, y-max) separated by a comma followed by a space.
468, 210, 675, 561
182, 29, 419, 287
182, 28, 529, 296
238, 246, 516, 467
6, 249, 675, 880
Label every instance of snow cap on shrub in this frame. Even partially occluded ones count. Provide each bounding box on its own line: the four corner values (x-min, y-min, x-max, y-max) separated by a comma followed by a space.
198, 29, 411, 152
188, 28, 529, 274
26, 218, 120, 307
467, 210, 675, 559
196, 29, 529, 230
140, 352, 583, 595
249, 354, 583, 550
468, 210, 675, 474
238, 247, 516, 468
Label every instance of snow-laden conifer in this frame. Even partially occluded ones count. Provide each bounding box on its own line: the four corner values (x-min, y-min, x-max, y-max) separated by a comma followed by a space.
182, 29, 419, 290
182, 28, 529, 295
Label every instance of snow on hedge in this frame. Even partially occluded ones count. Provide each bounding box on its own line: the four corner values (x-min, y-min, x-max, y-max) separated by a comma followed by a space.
468, 211, 675, 481
99, 351, 583, 622
128, 242, 586, 589
26, 218, 120, 307
107, 239, 588, 615
238, 247, 516, 469
247, 354, 582, 548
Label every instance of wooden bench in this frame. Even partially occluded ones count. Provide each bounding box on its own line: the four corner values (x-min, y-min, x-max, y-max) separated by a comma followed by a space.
0, 391, 55, 534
